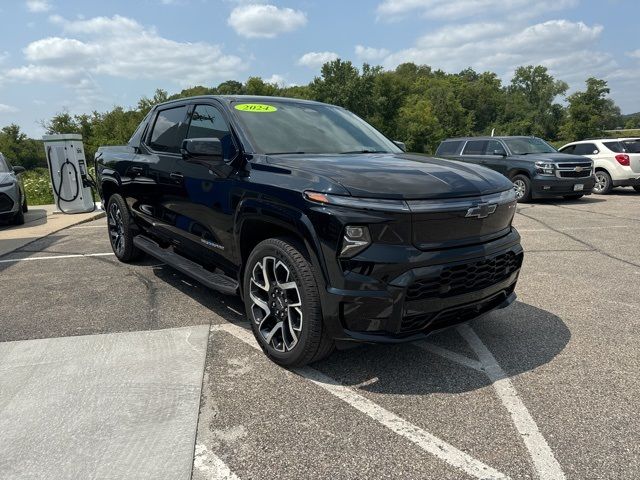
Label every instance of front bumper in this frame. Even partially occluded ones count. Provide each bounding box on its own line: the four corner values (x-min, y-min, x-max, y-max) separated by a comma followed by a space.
0, 185, 20, 217
319, 230, 523, 343
531, 175, 595, 198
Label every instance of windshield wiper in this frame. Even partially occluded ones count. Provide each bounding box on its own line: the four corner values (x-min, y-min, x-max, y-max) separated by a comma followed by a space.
266, 152, 306, 155
340, 149, 387, 154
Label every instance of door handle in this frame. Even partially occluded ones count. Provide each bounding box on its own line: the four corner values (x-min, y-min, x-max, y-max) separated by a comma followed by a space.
170, 172, 184, 180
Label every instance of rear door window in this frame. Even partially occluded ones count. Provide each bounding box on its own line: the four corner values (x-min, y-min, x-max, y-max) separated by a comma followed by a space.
149, 106, 189, 153
572, 143, 599, 155
436, 140, 462, 155
603, 141, 626, 153
462, 140, 488, 155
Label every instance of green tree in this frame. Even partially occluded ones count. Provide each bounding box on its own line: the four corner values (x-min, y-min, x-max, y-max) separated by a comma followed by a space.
560, 78, 621, 140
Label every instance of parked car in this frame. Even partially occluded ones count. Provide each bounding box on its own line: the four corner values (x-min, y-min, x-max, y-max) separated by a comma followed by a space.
436, 136, 595, 202
558, 139, 640, 194
96, 96, 524, 367
0, 153, 28, 225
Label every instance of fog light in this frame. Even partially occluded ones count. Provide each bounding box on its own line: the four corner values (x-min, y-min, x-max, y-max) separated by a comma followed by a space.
340, 225, 371, 258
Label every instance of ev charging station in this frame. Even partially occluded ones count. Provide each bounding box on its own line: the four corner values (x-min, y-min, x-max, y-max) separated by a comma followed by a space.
43, 134, 97, 214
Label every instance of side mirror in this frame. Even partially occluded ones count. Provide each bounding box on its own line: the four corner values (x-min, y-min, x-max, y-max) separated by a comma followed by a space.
181, 138, 223, 163
12, 165, 26, 174
393, 140, 407, 152
493, 149, 506, 156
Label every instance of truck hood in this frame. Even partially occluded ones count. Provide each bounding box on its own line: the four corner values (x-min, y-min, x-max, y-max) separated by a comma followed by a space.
266, 153, 513, 199
510, 153, 592, 163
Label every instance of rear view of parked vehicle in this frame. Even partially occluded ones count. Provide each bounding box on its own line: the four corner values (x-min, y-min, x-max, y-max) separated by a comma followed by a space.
436, 136, 595, 202
559, 139, 640, 194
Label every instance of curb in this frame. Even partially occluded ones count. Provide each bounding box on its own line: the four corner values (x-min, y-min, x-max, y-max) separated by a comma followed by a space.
0, 210, 106, 259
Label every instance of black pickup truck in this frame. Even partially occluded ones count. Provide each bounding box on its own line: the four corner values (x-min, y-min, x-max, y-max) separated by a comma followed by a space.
436, 136, 595, 202
96, 96, 523, 366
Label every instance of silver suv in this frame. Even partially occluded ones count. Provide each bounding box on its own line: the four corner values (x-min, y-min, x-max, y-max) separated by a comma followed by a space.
0, 153, 28, 225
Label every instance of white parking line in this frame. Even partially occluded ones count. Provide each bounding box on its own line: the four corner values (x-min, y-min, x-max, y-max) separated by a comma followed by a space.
212, 323, 510, 480
0, 252, 114, 264
456, 324, 565, 480
193, 444, 241, 480
69, 225, 107, 229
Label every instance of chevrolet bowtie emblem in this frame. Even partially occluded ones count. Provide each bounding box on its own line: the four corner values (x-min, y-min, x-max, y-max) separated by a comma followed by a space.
465, 203, 498, 219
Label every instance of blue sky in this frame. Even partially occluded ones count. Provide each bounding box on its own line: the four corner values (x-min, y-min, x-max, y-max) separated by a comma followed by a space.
0, 0, 638, 137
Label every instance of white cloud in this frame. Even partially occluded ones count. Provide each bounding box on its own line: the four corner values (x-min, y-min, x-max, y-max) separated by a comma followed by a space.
264, 74, 286, 85
297, 51, 339, 69
227, 4, 307, 39
3, 15, 245, 89
627, 50, 640, 59
0, 104, 19, 113
355, 45, 390, 62
376, 0, 578, 20
25, 0, 52, 13
382, 20, 606, 82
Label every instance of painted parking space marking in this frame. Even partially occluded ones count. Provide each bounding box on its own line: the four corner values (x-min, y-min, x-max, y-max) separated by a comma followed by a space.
0, 252, 114, 263
193, 444, 242, 480
69, 224, 107, 229
416, 325, 565, 480
212, 322, 510, 480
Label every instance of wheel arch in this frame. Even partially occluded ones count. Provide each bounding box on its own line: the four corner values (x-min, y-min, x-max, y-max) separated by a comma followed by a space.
235, 202, 329, 299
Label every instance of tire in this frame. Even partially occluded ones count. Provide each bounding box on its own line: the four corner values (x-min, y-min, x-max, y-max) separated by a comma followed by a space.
244, 237, 335, 367
593, 170, 613, 194
563, 194, 583, 200
13, 207, 25, 225
22, 194, 28, 213
633, 186, 640, 193
512, 174, 532, 202
106, 194, 142, 263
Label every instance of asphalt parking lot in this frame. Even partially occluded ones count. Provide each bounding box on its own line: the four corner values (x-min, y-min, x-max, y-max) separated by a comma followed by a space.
1, 191, 639, 480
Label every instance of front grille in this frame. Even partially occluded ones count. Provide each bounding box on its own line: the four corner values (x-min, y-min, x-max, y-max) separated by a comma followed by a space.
558, 170, 592, 178
0, 193, 14, 213
405, 251, 523, 302
557, 162, 592, 168
400, 289, 511, 333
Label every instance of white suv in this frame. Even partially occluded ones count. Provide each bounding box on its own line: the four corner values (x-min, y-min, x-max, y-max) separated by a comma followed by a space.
559, 139, 640, 194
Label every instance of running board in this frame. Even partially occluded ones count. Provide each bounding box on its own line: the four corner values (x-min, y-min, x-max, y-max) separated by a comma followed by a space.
133, 235, 238, 295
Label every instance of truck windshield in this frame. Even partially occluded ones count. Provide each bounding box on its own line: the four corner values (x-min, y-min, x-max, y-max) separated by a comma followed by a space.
503, 137, 557, 155
232, 101, 401, 155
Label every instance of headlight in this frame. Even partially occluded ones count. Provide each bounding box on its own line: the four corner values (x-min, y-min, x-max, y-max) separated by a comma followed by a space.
535, 162, 555, 176
303, 191, 409, 212
340, 225, 371, 258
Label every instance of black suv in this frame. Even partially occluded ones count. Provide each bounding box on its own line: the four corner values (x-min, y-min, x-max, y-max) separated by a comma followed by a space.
96, 96, 523, 366
436, 136, 595, 201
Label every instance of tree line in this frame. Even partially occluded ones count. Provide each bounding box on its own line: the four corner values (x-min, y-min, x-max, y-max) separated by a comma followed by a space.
0, 60, 627, 169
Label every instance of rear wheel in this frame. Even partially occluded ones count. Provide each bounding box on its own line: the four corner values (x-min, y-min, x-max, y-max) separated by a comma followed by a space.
563, 194, 584, 200
512, 174, 532, 202
107, 194, 142, 262
593, 170, 612, 194
244, 237, 334, 367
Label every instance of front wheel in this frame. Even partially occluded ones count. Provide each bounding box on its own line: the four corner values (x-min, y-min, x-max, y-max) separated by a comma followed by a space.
593, 171, 612, 194
512, 174, 532, 202
13, 207, 25, 225
107, 194, 142, 262
244, 238, 334, 367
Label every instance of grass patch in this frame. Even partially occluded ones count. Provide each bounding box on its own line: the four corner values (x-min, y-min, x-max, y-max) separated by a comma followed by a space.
22, 168, 54, 205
